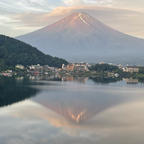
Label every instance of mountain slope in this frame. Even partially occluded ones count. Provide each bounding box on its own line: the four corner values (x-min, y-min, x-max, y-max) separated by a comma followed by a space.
17, 12, 144, 64
0, 35, 68, 68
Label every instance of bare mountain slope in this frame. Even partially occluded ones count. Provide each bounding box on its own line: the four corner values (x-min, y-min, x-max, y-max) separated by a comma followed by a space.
17, 12, 144, 64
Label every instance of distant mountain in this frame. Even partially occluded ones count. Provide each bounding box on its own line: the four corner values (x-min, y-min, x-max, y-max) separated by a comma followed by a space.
0, 35, 68, 68
17, 12, 144, 65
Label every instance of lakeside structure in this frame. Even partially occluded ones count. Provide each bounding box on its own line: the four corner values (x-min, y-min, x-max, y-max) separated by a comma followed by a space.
15, 65, 25, 70
123, 66, 139, 73
0, 63, 144, 83
62, 63, 90, 72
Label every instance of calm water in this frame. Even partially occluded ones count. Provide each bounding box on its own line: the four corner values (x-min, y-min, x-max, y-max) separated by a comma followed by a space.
0, 78, 144, 144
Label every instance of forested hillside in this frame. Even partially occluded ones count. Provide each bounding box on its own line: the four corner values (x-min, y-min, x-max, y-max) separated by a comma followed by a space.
0, 35, 68, 69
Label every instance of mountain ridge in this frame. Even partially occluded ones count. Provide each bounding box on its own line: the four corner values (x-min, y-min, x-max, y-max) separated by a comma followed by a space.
0, 35, 68, 69
17, 12, 144, 64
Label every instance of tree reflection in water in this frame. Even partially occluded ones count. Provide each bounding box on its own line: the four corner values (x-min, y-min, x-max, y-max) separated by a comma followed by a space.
0, 77, 39, 107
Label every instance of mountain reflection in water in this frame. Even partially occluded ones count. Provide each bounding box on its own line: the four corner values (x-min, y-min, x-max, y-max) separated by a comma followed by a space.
0, 78, 144, 144
34, 87, 126, 124
33, 80, 144, 124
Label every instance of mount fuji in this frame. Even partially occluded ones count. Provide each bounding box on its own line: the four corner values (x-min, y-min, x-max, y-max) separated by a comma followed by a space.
17, 12, 144, 64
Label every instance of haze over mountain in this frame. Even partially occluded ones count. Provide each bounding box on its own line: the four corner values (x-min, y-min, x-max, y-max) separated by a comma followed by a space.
17, 12, 144, 64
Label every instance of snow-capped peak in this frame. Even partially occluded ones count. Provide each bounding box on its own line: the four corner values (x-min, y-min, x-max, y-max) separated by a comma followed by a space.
78, 13, 89, 25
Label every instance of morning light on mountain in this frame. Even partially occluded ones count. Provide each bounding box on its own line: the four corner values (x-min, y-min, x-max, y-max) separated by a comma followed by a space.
17, 12, 144, 64
0, 1, 144, 144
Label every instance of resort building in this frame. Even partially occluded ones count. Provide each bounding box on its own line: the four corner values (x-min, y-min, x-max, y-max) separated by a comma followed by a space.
15, 65, 25, 70
123, 66, 139, 73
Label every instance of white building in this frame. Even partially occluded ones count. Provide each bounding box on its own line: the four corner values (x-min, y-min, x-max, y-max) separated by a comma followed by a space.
123, 66, 139, 73
15, 65, 25, 70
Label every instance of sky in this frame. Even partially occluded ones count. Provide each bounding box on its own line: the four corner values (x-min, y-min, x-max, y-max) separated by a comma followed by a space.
0, 0, 144, 38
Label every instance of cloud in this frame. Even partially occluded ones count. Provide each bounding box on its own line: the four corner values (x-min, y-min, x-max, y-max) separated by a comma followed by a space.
63, 0, 113, 6
85, 0, 112, 4
63, 0, 84, 6
0, 1, 144, 38
0, 0, 63, 13
12, 6, 144, 39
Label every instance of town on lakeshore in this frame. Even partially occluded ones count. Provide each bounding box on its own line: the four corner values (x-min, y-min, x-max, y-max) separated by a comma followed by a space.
1, 62, 144, 84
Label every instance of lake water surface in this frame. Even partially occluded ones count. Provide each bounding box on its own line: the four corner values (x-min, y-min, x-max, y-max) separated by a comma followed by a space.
0, 78, 144, 144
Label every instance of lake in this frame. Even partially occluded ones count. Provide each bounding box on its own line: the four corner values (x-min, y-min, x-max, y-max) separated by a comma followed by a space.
0, 77, 144, 144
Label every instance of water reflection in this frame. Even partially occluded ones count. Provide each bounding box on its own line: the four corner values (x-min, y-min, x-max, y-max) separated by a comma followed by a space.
0, 78, 144, 144
28, 74, 144, 85
0, 77, 39, 107
33, 80, 144, 124
34, 88, 125, 123
90, 76, 121, 84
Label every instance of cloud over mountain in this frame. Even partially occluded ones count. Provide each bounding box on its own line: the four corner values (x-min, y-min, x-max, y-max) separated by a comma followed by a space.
14, 6, 144, 38
1, 1, 144, 37
63, 0, 112, 6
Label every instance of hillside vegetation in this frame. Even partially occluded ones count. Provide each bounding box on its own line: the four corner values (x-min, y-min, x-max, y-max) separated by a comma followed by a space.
0, 35, 68, 69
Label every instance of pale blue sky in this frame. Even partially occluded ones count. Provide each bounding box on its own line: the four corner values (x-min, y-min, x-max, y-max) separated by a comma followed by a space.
0, 0, 144, 37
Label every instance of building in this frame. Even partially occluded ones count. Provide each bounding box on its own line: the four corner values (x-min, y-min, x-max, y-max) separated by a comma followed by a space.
0, 70, 13, 77
66, 64, 75, 71
63, 63, 89, 72
74, 63, 89, 72
29, 64, 43, 74
15, 65, 25, 70
43, 65, 55, 72
123, 66, 139, 73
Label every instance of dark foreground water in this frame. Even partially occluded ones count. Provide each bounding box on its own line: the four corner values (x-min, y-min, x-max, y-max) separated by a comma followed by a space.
0, 78, 144, 144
